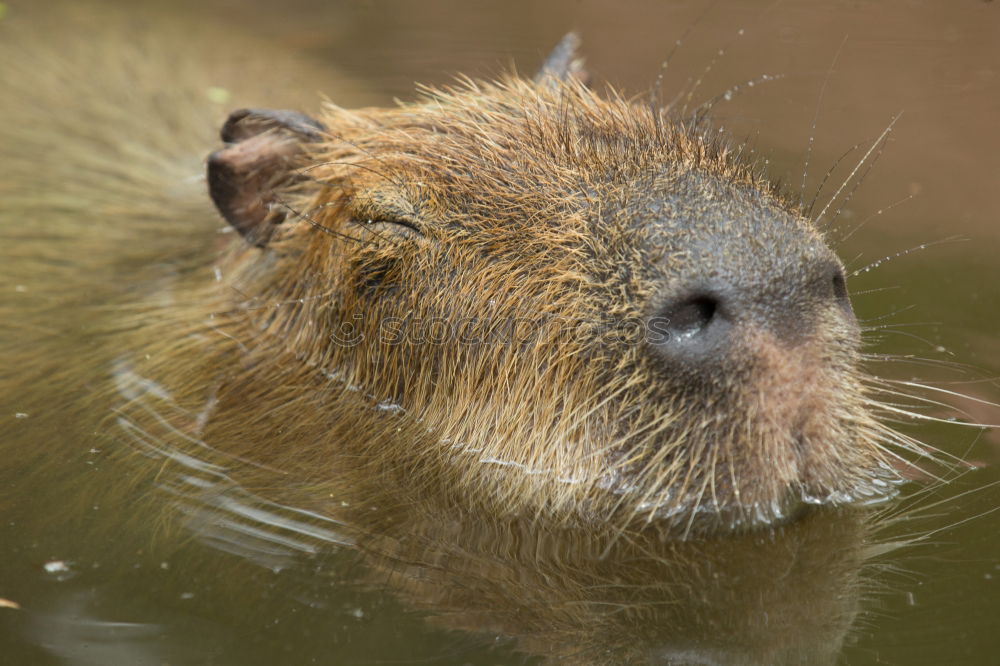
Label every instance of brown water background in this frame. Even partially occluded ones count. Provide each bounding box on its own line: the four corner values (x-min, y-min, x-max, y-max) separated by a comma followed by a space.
1, 0, 998, 664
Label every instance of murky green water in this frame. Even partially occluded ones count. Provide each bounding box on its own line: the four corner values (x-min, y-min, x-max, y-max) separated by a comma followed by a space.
1, 0, 998, 664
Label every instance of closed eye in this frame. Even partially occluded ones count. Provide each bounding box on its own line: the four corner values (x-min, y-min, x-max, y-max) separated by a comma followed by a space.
359, 216, 424, 241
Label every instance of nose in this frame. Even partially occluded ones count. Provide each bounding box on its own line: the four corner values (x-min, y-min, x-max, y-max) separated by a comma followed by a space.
648, 258, 854, 366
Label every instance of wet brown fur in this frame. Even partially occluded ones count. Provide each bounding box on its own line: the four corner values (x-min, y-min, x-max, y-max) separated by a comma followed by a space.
0, 4, 910, 538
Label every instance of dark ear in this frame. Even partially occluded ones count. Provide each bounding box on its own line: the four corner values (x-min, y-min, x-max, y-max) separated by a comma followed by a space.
534, 33, 590, 88
208, 108, 326, 247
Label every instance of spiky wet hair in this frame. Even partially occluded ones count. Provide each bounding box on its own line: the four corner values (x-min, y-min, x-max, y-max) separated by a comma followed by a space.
169, 46, 910, 535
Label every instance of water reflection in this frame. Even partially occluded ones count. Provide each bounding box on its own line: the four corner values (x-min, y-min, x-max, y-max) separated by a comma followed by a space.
358, 508, 872, 665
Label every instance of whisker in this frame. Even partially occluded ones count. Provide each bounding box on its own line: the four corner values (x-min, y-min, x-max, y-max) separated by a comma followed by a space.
863, 327, 942, 349
876, 403, 996, 430
867, 433, 951, 481
649, 0, 717, 110
835, 192, 917, 245
690, 73, 785, 121
799, 35, 849, 209
856, 304, 918, 324
864, 384, 978, 420
888, 380, 1000, 412
849, 236, 967, 277
880, 479, 1000, 543
807, 142, 861, 218
850, 285, 901, 297
861, 353, 1000, 388
271, 197, 367, 246
815, 114, 900, 225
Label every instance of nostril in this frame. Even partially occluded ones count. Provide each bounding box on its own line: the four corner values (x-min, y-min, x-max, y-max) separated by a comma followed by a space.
831, 270, 848, 301
648, 291, 728, 367
661, 295, 718, 342
829, 268, 856, 320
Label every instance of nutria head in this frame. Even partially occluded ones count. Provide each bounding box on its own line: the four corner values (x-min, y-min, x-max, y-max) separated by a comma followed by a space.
201, 37, 899, 534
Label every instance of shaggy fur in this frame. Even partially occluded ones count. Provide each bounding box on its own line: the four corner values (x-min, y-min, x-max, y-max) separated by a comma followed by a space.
0, 6, 912, 539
